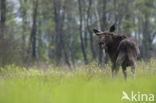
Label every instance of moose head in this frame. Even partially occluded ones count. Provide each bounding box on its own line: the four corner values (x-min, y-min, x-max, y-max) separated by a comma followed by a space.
93, 24, 116, 49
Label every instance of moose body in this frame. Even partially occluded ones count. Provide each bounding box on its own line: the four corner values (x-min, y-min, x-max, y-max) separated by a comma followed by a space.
93, 25, 140, 79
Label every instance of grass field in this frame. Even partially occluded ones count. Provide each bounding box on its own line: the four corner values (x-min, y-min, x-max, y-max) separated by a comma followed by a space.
0, 60, 156, 103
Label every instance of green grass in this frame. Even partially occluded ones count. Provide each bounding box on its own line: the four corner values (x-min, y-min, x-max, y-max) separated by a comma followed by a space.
0, 60, 156, 103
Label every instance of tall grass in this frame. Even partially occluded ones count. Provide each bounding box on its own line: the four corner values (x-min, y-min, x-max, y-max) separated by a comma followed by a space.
0, 60, 156, 103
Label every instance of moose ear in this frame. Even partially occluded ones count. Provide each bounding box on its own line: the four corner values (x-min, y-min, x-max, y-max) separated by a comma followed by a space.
109, 24, 115, 32
93, 29, 103, 36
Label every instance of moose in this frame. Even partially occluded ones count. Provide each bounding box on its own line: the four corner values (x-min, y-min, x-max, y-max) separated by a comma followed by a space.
93, 25, 140, 79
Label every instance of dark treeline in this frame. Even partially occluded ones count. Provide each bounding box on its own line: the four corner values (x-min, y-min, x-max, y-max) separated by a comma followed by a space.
0, 0, 156, 66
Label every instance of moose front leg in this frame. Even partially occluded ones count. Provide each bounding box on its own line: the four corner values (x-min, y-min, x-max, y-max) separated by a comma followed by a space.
112, 63, 120, 79
112, 64, 115, 78
122, 65, 127, 80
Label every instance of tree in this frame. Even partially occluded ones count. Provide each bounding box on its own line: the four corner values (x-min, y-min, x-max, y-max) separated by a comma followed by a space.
53, 0, 71, 66
78, 0, 88, 64
0, 0, 6, 39
86, 0, 96, 60
30, 0, 38, 59
19, 0, 28, 61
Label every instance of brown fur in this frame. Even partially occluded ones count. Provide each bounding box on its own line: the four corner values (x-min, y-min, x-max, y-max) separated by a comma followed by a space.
93, 25, 140, 79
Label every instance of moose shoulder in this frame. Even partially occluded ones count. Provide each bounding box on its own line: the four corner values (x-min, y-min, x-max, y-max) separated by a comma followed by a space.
93, 25, 140, 79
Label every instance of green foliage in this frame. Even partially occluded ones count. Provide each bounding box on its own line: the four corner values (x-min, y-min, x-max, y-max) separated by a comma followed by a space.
1, 0, 156, 65
0, 60, 156, 103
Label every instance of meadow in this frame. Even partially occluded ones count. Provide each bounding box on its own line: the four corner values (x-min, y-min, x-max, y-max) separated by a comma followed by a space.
0, 60, 156, 103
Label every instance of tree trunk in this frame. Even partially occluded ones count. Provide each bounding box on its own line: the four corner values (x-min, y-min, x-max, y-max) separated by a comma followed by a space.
78, 0, 88, 64
53, 0, 62, 64
30, 0, 38, 59
87, 0, 96, 60
53, 0, 71, 66
123, 0, 131, 37
99, 0, 108, 65
62, 41, 71, 68
37, 13, 42, 59
94, 0, 103, 65
142, 14, 150, 59
61, 1, 71, 68
0, 0, 6, 39
69, 37, 75, 66
21, 0, 28, 61
67, 14, 75, 66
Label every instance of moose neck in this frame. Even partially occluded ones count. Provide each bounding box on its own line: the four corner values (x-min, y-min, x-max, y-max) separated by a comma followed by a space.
105, 35, 127, 63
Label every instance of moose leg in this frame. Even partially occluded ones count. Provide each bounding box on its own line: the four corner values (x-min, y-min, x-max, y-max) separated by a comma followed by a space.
129, 58, 136, 79
112, 63, 120, 79
114, 55, 125, 78
111, 64, 116, 78
114, 63, 120, 76
116, 52, 125, 79
122, 65, 127, 80
131, 64, 135, 79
